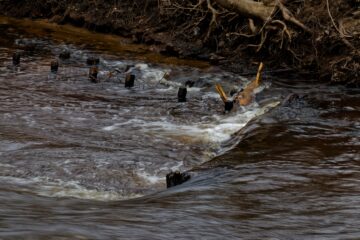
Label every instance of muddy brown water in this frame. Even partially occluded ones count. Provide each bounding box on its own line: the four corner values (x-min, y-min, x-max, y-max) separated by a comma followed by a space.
0, 16, 360, 239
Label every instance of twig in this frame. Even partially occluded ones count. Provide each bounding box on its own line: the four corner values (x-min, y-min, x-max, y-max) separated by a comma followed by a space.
326, 0, 344, 37
205, 0, 219, 40
325, 0, 355, 50
271, 19, 291, 48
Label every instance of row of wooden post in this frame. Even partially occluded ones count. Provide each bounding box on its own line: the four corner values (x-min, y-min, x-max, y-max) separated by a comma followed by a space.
12, 51, 266, 108
13, 51, 136, 88
12, 51, 188, 102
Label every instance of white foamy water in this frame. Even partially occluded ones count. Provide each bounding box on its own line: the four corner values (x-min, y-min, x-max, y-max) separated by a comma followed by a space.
103, 101, 280, 144
137, 171, 163, 184
0, 176, 141, 201
0, 46, 281, 201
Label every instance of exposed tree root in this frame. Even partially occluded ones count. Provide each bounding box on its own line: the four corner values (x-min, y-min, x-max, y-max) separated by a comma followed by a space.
0, 0, 358, 84
161, 0, 358, 84
165, 0, 311, 62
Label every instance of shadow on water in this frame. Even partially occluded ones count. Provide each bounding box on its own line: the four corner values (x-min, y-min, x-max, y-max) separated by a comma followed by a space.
0, 16, 360, 239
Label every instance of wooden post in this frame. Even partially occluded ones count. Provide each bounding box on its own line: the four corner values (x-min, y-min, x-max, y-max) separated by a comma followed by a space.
166, 171, 191, 188
178, 87, 187, 102
12, 52, 20, 66
224, 100, 234, 112
125, 73, 135, 88
50, 60, 59, 73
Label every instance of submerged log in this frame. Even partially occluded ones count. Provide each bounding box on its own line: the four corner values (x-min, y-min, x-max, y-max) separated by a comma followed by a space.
166, 171, 191, 188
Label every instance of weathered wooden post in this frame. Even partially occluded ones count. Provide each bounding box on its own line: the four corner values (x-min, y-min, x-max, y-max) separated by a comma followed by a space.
125, 73, 135, 88
89, 66, 98, 83
178, 87, 187, 102
12, 52, 20, 66
224, 100, 234, 112
50, 60, 59, 73
166, 171, 191, 188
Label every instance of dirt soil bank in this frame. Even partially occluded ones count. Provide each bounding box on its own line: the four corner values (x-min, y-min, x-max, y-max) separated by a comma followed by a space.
0, 0, 359, 85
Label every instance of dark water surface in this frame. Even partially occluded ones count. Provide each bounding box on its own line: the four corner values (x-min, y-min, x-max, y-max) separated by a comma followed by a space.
0, 16, 359, 239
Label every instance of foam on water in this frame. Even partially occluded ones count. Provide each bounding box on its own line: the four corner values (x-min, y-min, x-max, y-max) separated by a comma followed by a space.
0, 46, 281, 201
0, 176, 141, 201
102, 101, 280, 146
137, 171, 163, 184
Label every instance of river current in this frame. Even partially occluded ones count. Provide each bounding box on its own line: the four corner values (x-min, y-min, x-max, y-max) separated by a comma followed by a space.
0, 16, 359, 239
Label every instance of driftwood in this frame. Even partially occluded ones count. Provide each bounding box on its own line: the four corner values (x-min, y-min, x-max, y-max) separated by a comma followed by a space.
215, 62, 264, 110
234, 62, 263, 106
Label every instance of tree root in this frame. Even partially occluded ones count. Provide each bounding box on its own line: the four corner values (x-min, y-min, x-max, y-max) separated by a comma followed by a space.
169, 0, 310, 52
205, 0, 219, 40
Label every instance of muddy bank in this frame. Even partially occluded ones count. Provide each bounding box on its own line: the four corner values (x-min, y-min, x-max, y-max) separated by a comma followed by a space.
0, 0, 358, 84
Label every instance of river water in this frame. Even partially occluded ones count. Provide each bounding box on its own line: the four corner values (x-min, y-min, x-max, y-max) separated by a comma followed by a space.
0, 16, 359, 239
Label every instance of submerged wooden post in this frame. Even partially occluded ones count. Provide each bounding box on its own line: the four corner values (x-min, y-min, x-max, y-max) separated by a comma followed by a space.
224, 100, 234, 112
178, 87, 187, 102
50, 60, 59, 73
166, 171, 191, 188
12, 52, 20, 66
89, 66, 98, 83
125, 73, 135, 88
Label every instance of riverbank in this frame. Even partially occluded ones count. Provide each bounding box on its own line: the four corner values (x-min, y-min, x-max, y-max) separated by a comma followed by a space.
0, 0, 358, 85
